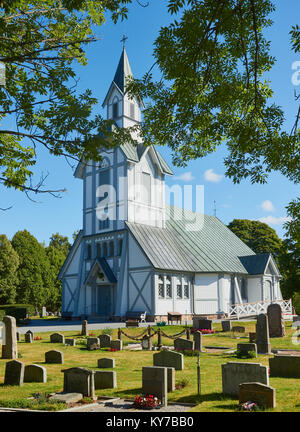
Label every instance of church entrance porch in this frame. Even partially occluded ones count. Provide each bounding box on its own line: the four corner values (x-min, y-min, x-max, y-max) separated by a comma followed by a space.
97, 284, 113, 317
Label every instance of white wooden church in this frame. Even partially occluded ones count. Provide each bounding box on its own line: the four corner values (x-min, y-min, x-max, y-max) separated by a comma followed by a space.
58, 46, 285, 322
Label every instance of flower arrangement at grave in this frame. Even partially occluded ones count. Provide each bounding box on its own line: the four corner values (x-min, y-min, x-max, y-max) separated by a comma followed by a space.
34, 336, 43, 341
133, 394, 160, 409
241, 401, 259, 411
190, 328, 216, 334
108, 347, 118, 352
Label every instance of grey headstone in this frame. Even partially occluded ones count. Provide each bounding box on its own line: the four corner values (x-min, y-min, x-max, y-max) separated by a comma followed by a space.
232, 325, 245, 333
110, 339, 122, 351
50, 333, 65, 344
267, 304, 285, 338
142, 335, 153, 350
239, 382, 276, 409
24, 364, 47, 383
65, 338, 76, 346
153, 349, 184, 371
2, 316, 18, 359
237, 343, 257, 357
269, 355, 300, 378
167, 367, 175, 392
222, 361, 269, 396
41, 307, 47, 318
98, 358, 115, 368
62, 367, 95, 397
81, 320, 88, 336
222, 320, 232, 332
4, 360, 24, 386
256, 314, 271, 354
193, 331, 203, 352
94, 370, 117, 389
16, 332, 21, 342
49, 393, 83, 404
99, 334, 111, 348
174, 337, 194, 351
26, 330, 34, 339
87, 337, 100, 351
142, 366, 168, 406
45, 350, 64, 364
25, 333, 33, 343
193, 318, 212, 330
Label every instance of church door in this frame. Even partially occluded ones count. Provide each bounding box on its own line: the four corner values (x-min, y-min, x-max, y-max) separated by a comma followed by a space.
97, 285, 112, 316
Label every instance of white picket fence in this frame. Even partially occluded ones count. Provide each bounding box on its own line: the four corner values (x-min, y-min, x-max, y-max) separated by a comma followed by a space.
228, 299, 293, 319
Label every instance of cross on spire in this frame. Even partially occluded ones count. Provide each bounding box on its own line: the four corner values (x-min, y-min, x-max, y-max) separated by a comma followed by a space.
120, 34, 128, 49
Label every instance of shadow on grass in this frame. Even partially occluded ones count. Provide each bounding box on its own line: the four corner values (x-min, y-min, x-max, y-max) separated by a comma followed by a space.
173, 392, 231, 405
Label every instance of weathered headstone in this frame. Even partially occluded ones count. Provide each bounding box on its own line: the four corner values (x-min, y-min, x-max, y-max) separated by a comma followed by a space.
41, 307, 47, 318
222, 362, 269, 396
24, 364, 47, 383
62, 367, 95, 397
4, 360, 24, 386
267, 304, 285, 338
45, 350, 64, 364
2, 316, 18, 359
239, 382, 276, 409
94, 370, 117, 389
81, 320, 88, 336
167, 367, 175, 392
26, 330, 34, 339
99, 334, 111, 348
49, 393, 83, 404
193, 331, 203, 352
25, 332, 33, 343
174, 337, 194, 351
193, 317, 212, 330
87, 337, 100, 351
142, 366, 167, 406
98, 358, 115, 368
221, 320, 232, 332
232, 325, 245, 334
110, 339, 122, 351
237, 343, 257, 357
16, 332, 21, 342
256, 314, 271, 354
269, 355, 300, 378
50, 333, 65, 344
142, 335, 153, 350
65, 338, 76, 346
153, 349, 184, 371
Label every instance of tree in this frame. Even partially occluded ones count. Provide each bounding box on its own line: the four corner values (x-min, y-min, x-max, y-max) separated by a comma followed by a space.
49, 233, 71, 256
0, 0, 134, 197
228, 219, 283, 260
11, 229, 50, 310
0, 234, 19, 303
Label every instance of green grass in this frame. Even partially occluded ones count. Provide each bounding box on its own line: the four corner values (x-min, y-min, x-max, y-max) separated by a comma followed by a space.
0, 322, 299, 412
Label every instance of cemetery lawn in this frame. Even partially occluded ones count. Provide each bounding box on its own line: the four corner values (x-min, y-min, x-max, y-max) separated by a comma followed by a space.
0, 321, 299, 412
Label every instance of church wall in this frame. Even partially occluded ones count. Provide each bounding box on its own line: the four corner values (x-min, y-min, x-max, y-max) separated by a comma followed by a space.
220, 275, 231, 314
247, 276, 263, 302
62, 277, 77, 313
194, 273, 219, 315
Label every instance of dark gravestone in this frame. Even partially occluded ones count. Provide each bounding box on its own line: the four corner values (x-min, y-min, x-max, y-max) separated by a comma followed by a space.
94, 371, 117, 389
256, 314, 271, 354
232, 326, 245, 334
65, 338, 76, 346
2, 316, 18, 359
4, 360, 24, 386
249, 332, 256, 343
142, 366, 167, 407
87, 337, 100, 351
196, 319, 212, 331
81, 320, 88, 336
267, 304, 285, 338
25, 333, 33, 343
24, 364, 47, 383
237, 343, 257, 357
98, 358, 115, 368
142, 335, 152, 350
269, 355, 300, 378
153, 349, 184, 371
62, 367, 95, 397
50, 333, 65, 344
222, 362, 269, 396
45, 350, 64, 364
239, 382, 276, 409
174, 337, 194, 351
99, 334, 111, 348
193, 331, 203, 352
26, 330, 34, 339
221, 320, 232, 332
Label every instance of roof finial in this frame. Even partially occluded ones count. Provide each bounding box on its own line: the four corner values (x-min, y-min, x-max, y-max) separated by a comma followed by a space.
120, 34, 128, 50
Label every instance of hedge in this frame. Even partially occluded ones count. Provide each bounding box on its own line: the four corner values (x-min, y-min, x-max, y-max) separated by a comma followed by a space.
0, 304, 35, 321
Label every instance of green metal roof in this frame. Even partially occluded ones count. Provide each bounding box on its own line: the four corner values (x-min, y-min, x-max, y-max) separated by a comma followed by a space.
126, 205, 256, 273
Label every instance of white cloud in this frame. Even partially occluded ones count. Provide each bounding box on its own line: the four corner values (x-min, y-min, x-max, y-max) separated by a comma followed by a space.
204, 169, 223, 183
258, 216, 291, 226
261, 200, 275, 212
173, 171, 195, 182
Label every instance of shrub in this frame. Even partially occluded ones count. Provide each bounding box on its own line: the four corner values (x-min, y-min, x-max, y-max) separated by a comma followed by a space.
236, 349, 256, 359
0, 304, 35, 322
101, 328, 113, 336
176, 378, 189, 390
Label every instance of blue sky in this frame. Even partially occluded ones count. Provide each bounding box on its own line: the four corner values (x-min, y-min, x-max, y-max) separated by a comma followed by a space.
0, 0, 299, 244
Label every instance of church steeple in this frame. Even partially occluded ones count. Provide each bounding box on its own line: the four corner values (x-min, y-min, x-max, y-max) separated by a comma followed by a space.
102, 44, 143, 133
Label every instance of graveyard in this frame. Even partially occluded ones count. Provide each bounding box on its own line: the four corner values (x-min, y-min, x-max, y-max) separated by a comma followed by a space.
0, 318, 300, 412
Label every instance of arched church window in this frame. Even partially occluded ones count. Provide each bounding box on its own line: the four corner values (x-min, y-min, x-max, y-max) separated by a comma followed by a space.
113, 102, 118, 119
158, 275, 164, 299
102, 242, 107, 257
96, 243, 101, 257
183, 284, 189, 299
109, 241, 114, 257
118, 238, 123, 256
166, 276, 172, 298
86, 244, 92, 260
177, 283, 182, 298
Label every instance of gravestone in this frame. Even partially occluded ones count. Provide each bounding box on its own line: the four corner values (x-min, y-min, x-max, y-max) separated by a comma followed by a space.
99, 334, 111, 348
256, 314, 271, 354
142, 335, 153, 350
239, 382, 276, 409
237, 343, 257, 357
222, 362, 269, 396
267, 304, 285, 338
65, 338, 76, 346
221, 320, 232, 332
62, 367, 95, 397
174, 337, 194, 351
249, 332, 256, 343
81, 320, 88, 336
2, 316, 18, 359
142, 366, 167, 407
45, 350, 64, 364
193, 318, 212, 330
50, 333, 65, 344
24, 364, 47, 383
167, 367, 175, 392
26, 330, 34, 339
193, 331, 203, 352
4, 360, 24, 386
98, 358, 115, 368
94, 371, 117, 389
110, 339, 122, 351
153, 349, 184, 371
269, 355, 300, 378
232, 326, 245, 334
25, 332, 33, 343
16, 332, 21, 342
87, 337, 100, 351
41, 307, 47, 318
